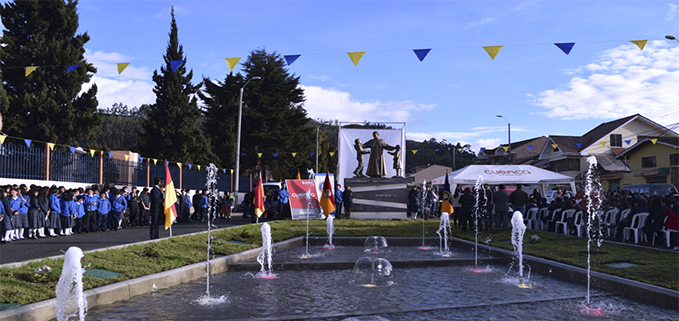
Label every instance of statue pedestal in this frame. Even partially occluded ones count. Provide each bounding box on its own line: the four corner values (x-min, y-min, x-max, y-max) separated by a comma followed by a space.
343, 177, 414, 219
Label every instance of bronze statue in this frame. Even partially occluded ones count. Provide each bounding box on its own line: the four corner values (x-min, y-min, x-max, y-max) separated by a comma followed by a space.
387, 144, 402, 177
363, 131, 395, 178
352, 138, 369, 177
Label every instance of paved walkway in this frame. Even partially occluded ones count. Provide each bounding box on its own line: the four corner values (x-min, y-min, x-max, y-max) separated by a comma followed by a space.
0, 214, 252, 265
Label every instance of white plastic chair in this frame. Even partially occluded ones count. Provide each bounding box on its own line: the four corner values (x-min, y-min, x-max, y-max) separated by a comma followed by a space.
538, 208, 550, 231
601, 208, 619, 238
572, 210, 584, 237
651, 216, 679, 247
549, 208, 562, 233
524, 207, 538, 230
623, 213, 650, 244
556, 209, 575, 235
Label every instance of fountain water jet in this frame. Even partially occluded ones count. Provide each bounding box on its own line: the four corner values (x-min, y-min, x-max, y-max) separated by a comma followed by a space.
364, 236, 389, 254
435, 212, 453, 256
256, 222, 276, 279
351, 257, 394, 287
56, 246, 87, 321
325, 214, 335, 249
473, 175, 485, 268
582, 155, 606, 314
510, 211, 529, 287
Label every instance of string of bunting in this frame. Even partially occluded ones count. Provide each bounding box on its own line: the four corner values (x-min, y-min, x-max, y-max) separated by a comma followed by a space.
10, 40, 650, 76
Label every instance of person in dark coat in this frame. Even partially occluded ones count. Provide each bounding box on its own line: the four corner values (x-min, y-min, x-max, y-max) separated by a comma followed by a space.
494, 184, 510, 232
407, 186, 420, 219
149, 177, 164, 240
459, 188, 476, 231
509, 184, 529, 215
343, 186, 354, 219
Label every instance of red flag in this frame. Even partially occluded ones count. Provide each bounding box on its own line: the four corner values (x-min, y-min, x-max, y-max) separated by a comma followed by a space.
164, 162, 178, 229
320, 173, 335, 216
253, 175, 265, 218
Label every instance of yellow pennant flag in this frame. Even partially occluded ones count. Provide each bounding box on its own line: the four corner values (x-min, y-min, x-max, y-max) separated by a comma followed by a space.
116, 63, 130, 75
412, 150, 418, 155
124, 155, 130, 161
457, 147, 463, 151
651, 138, 657, 144
177, 162, 182, 168
197, 165, 201, 170
25, 66, 38, 77
329, 151, 335, 157
230, 169, 234, 174
257, 153, 262, 158
0, 135, 6, 144
629, 40, 647, 50
47, 143, 55, 150
225, 58, 241, 71
291, 152, 297, 158
347, 52, 365, 66
152, 158, 158, 164
90, 149, 96, 157
600, 142, 606, 147
503, 146, 509, 152
483, 46, 502, 60
551, 144, 558, 149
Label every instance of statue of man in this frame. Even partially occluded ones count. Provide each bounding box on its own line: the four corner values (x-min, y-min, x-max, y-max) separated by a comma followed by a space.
363, 131, 394, 178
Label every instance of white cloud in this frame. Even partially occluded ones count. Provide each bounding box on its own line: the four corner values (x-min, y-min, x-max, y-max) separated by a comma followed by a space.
301, 85, 435, 123
530, 40, 679, 128
464, 17, 497, 29
667, 3, 678, 21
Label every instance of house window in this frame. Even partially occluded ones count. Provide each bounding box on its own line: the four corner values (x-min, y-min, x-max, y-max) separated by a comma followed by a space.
671, 154, 679, 166
641, 156, 656, 168
610, 134, 622, 147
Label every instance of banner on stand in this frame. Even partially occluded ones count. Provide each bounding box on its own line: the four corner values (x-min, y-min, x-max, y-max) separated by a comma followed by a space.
285, 179, 322, 220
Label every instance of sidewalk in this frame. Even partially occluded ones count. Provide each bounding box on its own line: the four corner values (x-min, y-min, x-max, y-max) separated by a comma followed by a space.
0, 214, 252, 265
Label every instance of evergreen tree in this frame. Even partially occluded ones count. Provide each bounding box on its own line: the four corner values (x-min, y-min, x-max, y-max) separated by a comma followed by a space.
199, 73, 243, 168
138, 7, 216, 165
88, 103, 148, 151
0, 0, 100, 144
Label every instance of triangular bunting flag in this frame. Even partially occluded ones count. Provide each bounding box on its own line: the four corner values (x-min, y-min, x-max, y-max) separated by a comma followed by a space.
24, 139, 32, 148
483, 46, 502, 60
116, 63, 130, 75
412, 150, 418, 155
600, 142, 606, 147
576, 143, 582, 149
413, 49, 431, 62
152, 158, 157, 164
434, 149, 440, 152
125, 155, 130, 161
69, 146, 76, 154
310, 152, 314, 156
177, 162, 182, 168
47, 143, 55, 150
0, 135, 6, 144
225, 58, 241, 71
457, 147, 462, 151
109, 152, 113, 158
292, 152, 297, 158
480, 148, 486, 152
170, 60, 185, 72
241, 153, 246, 156
66, 65, 80, 73
188, 164, 192, 170
651, 138, 657, 144
624, 140, 631, 145
284, 54, 301, 65
503, 146, 509, 152
629, 40, 647, 50
527, 145, 533, 151
90, 149, 96, 157
347, 52, 365, 66
223, 168, 227, 173
197, 165, 201, 170
230, 169, 233, 174
551, 144, 558, 149
329, 151, 335, 157
257, 153, 262, 158
165, 160, 169, 166
273, 152, 279, 157
25, 66, 38, 77
554, 43, 575, 55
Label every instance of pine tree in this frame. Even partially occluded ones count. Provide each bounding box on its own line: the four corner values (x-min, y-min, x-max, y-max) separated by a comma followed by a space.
138, 7, 216, 165
0, 0, 100, 145
199, 73, 243, 168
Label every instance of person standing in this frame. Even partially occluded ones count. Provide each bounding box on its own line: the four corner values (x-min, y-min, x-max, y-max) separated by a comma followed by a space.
127, 187, 140, 227
334, 184, 343, 219
97, 190, 111, 232
140, 188, 150, 226
509, 184, 529, 215
494, 184, 510, 232
408, 186, 420, 220
277, 184, 289, 219
110, 189, 127, 230
192, 190, 202, 220
149, 178, 163, 240
83, 188, 99, 233
343, 186, 354, 219
459, 188, 475, 231
180, 189, 192, 223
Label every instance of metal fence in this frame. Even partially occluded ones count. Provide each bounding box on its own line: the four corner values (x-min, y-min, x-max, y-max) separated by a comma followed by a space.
0, 139, 245, 192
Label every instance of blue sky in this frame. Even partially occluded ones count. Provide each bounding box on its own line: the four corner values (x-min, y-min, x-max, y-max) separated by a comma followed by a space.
58, 1, 679, 151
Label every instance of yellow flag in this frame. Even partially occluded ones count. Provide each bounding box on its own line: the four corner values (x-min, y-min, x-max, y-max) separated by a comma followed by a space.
629, 40, 647, 50
347, 52, 365, 66
153, 158, 158, 165
90, 149, 96, 157
483, 46, 502, 60
230, 169, 234, 174
47, 143, 55, 150
551, 144, 558, 149
651, 138, 657, 144
225, 58, 241, 71
0, 135, 6, 144
177, 162, 182, 168
116, 63, 130, 75
457, 147, 462, 151
257, 153, 262, 158
124, 155, 130, 161
600, 142, 606, 147
197, 165, 201, 170
25, 66, 38, 76
412, 150, 418, 155
503, 146, 509, 152
329, 151, 336, 157
292, 152, 297, 157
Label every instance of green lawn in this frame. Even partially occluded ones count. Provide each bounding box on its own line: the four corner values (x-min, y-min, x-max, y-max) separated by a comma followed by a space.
0, 219, 676, 306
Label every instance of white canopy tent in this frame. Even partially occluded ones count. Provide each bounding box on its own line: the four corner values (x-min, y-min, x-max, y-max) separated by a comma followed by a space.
431, 165, 576, 193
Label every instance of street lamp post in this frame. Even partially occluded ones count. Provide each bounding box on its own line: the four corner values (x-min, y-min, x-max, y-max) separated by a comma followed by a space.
497, 115, 511, 164
666, 35, 679, 43
234, 76, 261, 204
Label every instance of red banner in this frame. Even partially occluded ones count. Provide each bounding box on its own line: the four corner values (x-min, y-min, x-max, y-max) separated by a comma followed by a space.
285, 179, 322, 220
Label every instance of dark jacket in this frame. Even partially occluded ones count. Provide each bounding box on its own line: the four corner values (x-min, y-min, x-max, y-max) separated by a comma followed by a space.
494, 190, 510, 212
509, 189, 529, 206
150, 186, 163, 215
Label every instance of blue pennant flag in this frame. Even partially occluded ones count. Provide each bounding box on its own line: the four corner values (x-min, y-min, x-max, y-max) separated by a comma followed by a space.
310, 152, 314, 156
284, 54, 301, 66
108, 152, 113, 158
480, 147, 486, 152
555, 43, 575, 55
188, 164, 192, 170
165, 160, 169, 166
24, 139, 32, 148
576, 143, 582, 149
241, 153, 246, 156
170, 60, 185, 72
66, 65, 80, 73
139, 156, 145, 162
223, 168, 227, 173
69, 146, 76, 154
273, 152, 279, 157
527, 145, 533, 151
413, 49, 431, 62
624, 140, 631, 145
435, 149, 440, 152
